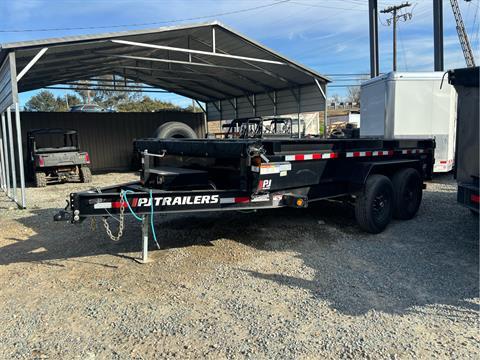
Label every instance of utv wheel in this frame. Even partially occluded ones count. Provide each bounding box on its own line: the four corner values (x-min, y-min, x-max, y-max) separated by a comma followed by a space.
80, 166, 92, 183
35, 171, 47, 187
392, 168, 423, 220
355, 174, 394, 234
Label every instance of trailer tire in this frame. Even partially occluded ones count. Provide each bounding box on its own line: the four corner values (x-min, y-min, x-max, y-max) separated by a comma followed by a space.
35, 171, 47, 187
153, 122, 197, 139
392, 168, 422, 220
80, 166, 92, 183
355, 174, 394, 234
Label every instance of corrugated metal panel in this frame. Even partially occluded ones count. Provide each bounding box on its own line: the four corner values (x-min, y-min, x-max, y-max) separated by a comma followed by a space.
206, 84, 325, 121
0, 53, 18, 113
220, 99, 235, 120
206, 102, 220, 120
237, 96, 253, 118
14, 111, 204, 172
255, 93, 274, 117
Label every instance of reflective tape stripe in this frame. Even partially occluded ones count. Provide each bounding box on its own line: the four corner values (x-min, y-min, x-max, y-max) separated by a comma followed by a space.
94, 202, 112, 209
285, 153, 338, 161
220, 197, 250, 204
402, 149, 426, 154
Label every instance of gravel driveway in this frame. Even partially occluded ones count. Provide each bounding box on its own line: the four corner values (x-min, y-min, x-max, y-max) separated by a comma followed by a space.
0, 172, 478, 359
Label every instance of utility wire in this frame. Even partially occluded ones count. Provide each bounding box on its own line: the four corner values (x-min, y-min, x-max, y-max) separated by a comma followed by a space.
0, 0, 290, 33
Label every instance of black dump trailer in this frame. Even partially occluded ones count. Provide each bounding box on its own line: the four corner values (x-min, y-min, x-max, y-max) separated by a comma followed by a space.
55, 126, 434, 262
448, 67, 479, 213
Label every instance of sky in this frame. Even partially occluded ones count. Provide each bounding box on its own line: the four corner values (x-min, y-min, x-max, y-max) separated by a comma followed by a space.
0, 0, 478, 108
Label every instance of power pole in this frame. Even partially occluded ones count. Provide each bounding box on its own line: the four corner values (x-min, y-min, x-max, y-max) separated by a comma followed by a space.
368, 0, 380, 78
433, 0, 444, 71
381, 2, 412, 71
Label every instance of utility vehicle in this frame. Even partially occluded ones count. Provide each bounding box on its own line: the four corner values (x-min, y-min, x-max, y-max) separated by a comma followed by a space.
27, 128, 92, 187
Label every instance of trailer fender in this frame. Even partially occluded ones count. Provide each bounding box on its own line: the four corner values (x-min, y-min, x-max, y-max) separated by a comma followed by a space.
344, 159, 423, 192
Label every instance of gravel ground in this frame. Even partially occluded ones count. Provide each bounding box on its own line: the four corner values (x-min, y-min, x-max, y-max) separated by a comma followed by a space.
0, 172, 478, 359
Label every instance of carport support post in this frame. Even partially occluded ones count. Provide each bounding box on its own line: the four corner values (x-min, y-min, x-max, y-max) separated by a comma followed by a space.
6, 108, 17, 201
0, 116, 6, 191
14, 103, 26, 208
0, 128, 5, 191
1, 112, 10, 196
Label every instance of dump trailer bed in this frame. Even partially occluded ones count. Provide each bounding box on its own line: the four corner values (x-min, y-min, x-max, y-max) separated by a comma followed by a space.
55, 137, 435, 262
448, 67, 479, 213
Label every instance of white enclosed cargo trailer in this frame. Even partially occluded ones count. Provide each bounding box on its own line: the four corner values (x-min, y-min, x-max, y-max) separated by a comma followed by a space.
360, 72, 457, 172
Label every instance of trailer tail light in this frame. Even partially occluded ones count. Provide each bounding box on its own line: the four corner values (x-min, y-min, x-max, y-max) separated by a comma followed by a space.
471, 194, 479, 204
85, 153, 90, 164
38, 156, 44, 167
251, 156, 262, 166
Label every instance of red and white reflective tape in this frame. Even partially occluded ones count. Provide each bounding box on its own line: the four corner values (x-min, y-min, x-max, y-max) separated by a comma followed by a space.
220, 197, 250, 204
284, 153, 338, 161
94, 198, 139, 209
346, 150, 394, 158
401, 149, 425, 155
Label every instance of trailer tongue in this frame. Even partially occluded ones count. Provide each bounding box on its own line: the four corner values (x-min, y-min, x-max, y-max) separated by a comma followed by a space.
55, 134, 434, 262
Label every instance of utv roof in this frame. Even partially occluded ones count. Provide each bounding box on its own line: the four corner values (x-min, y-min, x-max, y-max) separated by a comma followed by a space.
27, 128, 78, 135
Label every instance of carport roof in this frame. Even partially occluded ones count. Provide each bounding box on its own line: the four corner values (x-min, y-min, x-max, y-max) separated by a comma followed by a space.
0, 21, 329, 102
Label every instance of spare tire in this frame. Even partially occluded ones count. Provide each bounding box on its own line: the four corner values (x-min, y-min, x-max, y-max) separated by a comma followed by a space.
153, 122, 197, 139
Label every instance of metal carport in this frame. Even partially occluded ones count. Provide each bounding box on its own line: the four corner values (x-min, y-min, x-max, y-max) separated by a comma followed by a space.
0, 21, 330, 208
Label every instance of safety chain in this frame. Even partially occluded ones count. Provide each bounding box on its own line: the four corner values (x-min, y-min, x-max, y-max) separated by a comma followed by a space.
102, 191, 126, 241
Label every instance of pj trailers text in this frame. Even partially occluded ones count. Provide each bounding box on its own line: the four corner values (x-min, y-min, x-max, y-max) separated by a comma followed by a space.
55, 137, 435, 262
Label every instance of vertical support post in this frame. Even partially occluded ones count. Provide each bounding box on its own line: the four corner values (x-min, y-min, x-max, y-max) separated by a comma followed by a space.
1, 112, 10, 196
252, 94, 256, 117
14, 103, 26, 208
433, 0, 444, 71
141, 214, 150, 263
0, 131, 4, 190
6, 107, 17, 201
323, 85, 328, 139
369, 0, 379, 78
392, 7, 397, 71
273, 91, 277, 116
297, 87, 301, 139
212, 26, 216, 53
0, 123, 5, 190
234, 97, 238, 118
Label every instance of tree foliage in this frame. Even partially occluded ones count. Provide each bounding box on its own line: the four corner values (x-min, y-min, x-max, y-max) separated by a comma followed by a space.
24, 84, 199, 113
24, 91, 81, 112
71, 75, 143, 110
346, 86, 361, 104
116, 96, 183, 112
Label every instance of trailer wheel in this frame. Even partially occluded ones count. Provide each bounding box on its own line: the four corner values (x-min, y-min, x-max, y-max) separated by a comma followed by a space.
153, 122, 198, 139
80, 166, 92, 183
35, 171, 47, 187
355, 174, 394, 234
392, 168, 422, 220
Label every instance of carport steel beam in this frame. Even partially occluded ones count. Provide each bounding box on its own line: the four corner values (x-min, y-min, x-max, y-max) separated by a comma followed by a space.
111, 39, 286, 65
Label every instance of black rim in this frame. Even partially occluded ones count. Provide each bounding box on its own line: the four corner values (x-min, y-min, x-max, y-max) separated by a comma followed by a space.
403, 177, 419, 210
373, 192, 390, 222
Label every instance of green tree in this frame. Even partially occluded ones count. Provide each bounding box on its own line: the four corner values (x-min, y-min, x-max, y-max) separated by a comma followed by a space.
117, 96, 182, 112
25, 91, 81, 112
25, 91, 59, 112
